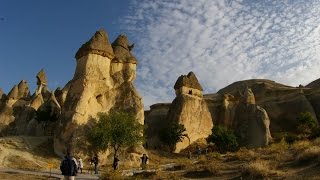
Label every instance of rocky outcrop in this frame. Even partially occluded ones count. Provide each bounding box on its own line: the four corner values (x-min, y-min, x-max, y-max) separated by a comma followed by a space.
211, 79, 318, 134
234, 87, 272, 148
166, 72, 213, 153
145, 103, 171, 149
0, 69, 60, 136
54, 29, 144, 155
0, 81, 31, 134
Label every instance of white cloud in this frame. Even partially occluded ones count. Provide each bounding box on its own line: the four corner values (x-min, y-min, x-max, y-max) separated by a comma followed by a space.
124, 0, 320, 109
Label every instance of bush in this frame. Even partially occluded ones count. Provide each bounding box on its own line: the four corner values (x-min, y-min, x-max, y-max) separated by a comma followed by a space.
159, 122, 187, 152
297, 112, 318, 135
207, 125, 238, 153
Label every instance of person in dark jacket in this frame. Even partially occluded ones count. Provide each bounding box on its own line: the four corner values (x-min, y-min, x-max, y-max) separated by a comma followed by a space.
93, 154, 99, 174
60, 151, 77, 180
112, 156, 120, 170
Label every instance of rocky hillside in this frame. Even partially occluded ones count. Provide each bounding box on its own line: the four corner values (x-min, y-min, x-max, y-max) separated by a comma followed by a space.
146, 78, 320, 150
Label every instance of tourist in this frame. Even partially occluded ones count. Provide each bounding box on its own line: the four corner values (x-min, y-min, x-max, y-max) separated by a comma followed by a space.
188, 151, 192, 159
112, 156, 120, 170
140, 154, 149, 170
93, 154, 99, 174
60, 150, 78, 180
78, 157, 83, 174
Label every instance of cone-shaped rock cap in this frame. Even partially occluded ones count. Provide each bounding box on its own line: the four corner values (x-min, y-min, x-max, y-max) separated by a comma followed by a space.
75, 29, 115, 59
111, 34, 137, 64
18, 80, 30, 98
174, 72, 203, 91
8, 85, 19, 99
37, 69, 47, 86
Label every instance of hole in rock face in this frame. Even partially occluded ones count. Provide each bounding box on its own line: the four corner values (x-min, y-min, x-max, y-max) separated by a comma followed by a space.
188, 90, 192, 95
96, 94, 103, 104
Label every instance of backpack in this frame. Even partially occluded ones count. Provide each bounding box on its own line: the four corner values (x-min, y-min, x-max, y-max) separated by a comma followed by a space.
60, 156, 76, 176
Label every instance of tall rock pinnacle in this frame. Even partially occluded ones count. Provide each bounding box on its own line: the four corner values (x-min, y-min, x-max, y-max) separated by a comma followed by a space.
75, 29, 115, 59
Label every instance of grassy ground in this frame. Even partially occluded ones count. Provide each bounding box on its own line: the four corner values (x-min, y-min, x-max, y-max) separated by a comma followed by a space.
2, 136, 320, 179
0, 172, 58, 180
100, 138, 320, 179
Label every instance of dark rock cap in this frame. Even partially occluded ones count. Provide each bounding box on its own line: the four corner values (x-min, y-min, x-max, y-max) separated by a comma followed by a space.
111, 34, 137, 64
37, 69, 47, 86
174, 72, 203, 91
75, 29, 115, 59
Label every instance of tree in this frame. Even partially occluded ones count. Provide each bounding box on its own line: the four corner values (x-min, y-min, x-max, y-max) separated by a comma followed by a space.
159, 121, 187, 152
207, 125, 238, 153
87, 111, 144, 158
297, 111, 318, 135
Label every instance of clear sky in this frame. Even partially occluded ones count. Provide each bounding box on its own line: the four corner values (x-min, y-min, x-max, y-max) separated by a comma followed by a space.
1, 0, 320, 109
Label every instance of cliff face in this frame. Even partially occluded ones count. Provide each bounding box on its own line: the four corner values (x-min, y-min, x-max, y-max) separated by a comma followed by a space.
54, 29, 144, 155
145, 103, 171, 149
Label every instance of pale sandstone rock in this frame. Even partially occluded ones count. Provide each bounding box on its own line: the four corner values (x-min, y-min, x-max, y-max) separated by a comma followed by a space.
215, 79, 318, 133
234, 97, 272, 148
18, 80, 30, 99
55, 29, 144, 157
166, 72, 213, 153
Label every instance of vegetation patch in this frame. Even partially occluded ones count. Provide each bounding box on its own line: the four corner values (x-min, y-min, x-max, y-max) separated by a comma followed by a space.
241, 159, 285, 179
295, 146, 320, 165
184, 169, 214, 179
207, 125, 238, 153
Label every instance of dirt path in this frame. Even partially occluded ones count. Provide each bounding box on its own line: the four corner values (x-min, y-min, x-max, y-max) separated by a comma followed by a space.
0, 167, 99, 180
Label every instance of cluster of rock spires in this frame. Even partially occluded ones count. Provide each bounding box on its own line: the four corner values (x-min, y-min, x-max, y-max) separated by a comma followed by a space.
1, 28, 320, 156
0, 29, 144, 158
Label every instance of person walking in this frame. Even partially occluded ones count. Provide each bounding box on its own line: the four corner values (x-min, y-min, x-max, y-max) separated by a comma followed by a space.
60, 151, 78, 180
78, 157, 83, 174
140, 154, 149, 170
112, 156, 120, 170
93, 154, 99, 174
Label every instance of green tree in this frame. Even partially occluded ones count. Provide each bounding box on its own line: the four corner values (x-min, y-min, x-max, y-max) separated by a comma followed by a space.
87, 111, 144, 158
207, 125, 238, 153
159, 122, 187, 152
297, 111, 318, 135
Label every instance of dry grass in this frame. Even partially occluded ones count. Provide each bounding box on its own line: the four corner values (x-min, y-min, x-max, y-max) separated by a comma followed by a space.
241, 159, 286, 178
100, 171, 124, 180
291, 140, 311, 151
0, 172, 57, 180
295, 146, 320, 165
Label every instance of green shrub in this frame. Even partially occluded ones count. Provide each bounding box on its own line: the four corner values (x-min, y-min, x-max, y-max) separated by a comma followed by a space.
207, 125, 238, 153
159, 122, 187, 152
297, 112, 318, 135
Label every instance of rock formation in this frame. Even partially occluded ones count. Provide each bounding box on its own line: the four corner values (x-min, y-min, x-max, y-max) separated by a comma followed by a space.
145, 103, 171, 149
212, 79, 318, 134
166, 72, 213, 153
0, 69, 61, 136
233, 87, 272, 147
54, 29, 144, 155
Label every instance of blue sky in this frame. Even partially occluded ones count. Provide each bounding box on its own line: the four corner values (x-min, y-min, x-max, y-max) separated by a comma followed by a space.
1, 0, 320, 109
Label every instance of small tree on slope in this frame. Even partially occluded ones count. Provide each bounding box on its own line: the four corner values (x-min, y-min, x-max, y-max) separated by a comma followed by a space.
87, 111, 144, 160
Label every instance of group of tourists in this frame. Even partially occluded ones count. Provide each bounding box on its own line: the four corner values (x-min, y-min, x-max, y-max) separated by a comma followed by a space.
60, 150, 148, 179
60, 151, 99, 180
